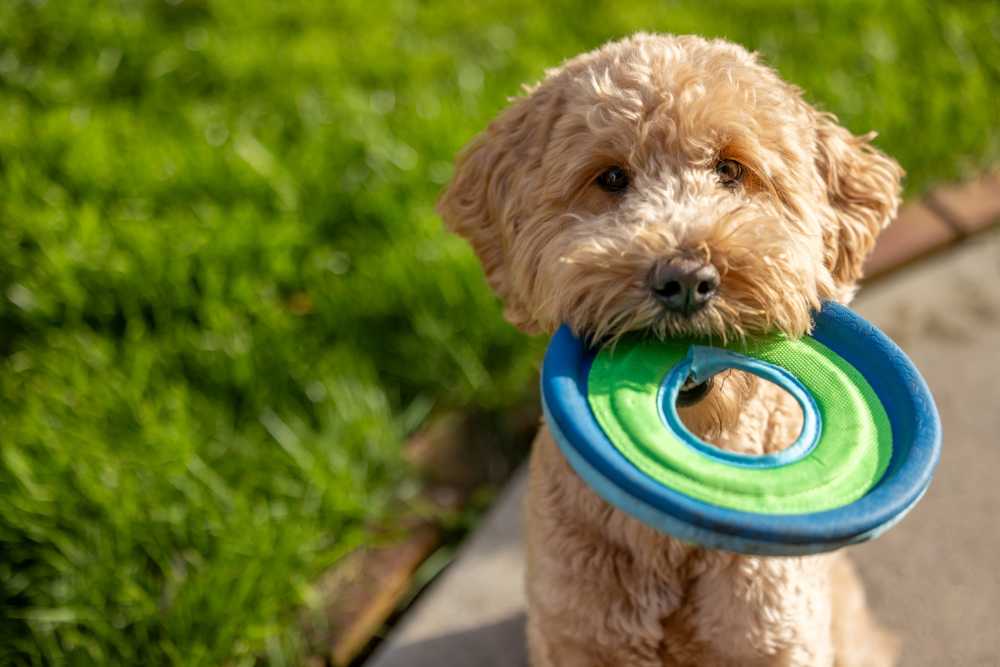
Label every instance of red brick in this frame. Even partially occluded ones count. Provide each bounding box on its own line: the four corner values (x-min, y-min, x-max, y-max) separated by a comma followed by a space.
305, 523, 442, 666
864, 202, 957, 279
928, 171, 1000, 234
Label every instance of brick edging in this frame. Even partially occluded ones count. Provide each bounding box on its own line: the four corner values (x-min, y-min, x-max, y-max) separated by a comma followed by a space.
864, 170, 1000, 280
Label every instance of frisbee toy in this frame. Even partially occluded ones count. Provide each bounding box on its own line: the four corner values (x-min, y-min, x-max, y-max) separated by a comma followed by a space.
541, 301, 941, 555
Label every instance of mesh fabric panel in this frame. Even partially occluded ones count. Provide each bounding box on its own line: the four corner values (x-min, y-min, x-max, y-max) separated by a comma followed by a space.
587, 335, 892, 514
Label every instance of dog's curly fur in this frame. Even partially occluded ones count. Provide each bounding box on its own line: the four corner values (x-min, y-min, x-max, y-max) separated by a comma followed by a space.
439, 34, 904, 666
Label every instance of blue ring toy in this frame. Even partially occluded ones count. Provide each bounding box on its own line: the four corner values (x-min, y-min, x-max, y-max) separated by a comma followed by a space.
657, 347, 822, 470
541, 301, 941, 555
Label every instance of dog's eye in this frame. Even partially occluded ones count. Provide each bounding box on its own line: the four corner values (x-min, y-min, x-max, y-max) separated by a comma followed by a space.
715, 159, 744, 187
596, 166, 630, 193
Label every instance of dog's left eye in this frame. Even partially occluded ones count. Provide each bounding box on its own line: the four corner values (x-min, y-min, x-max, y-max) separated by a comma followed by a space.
596, 166, 630, 193
715, 159, 744, 187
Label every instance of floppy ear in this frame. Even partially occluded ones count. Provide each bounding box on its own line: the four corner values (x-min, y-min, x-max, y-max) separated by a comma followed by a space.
437, 84, 562, 328
814, 111, 903, 287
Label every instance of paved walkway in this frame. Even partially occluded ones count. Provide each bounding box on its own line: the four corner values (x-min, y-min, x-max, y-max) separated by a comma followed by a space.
368, 229, 1000, 667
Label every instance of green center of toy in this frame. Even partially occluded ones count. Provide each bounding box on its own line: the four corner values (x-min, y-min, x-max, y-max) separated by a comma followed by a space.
587, 335, 893, 514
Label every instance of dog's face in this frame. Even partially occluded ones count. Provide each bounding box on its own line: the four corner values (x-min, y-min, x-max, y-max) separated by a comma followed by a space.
439, 33, 902, 344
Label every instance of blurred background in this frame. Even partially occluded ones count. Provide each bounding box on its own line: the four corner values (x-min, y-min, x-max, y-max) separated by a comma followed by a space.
1, 1, 997, 665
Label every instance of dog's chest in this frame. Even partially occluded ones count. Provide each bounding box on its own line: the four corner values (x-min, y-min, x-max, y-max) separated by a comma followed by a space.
531, 427, 834, 666
658, 552, 835, 665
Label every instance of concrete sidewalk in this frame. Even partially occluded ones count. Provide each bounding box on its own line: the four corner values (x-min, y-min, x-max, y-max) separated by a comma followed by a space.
368, 229, 1000, 667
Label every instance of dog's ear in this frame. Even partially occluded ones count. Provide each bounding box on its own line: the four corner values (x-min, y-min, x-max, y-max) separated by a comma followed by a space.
814, 111, 903, 288
437, 84, 562, 327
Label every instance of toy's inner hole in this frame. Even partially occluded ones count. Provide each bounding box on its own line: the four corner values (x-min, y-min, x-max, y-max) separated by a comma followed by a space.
676, 369, 804, 454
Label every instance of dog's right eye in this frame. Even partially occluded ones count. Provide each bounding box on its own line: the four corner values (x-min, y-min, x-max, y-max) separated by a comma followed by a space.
596, 166, 630, 193
715, 159, 745, 187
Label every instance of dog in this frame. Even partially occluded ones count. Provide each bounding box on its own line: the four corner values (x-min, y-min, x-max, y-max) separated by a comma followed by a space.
438, 33, 903, 667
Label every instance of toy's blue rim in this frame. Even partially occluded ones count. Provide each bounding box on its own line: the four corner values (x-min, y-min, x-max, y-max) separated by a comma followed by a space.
657, 347, 822, 469
541, 301, 942, 555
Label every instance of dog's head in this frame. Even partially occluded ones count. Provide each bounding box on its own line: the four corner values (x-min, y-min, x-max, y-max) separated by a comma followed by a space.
439, 33, 902, 344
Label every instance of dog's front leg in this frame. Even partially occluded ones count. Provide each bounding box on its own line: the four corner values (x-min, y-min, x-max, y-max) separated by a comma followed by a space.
523, 430, 685, 667
671, 552, 839, 667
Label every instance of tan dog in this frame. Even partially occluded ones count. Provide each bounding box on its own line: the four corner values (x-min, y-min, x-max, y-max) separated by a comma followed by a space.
439, 34, 903, 667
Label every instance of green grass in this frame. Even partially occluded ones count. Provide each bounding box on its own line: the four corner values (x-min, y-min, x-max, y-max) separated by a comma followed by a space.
1, 0, 997, 664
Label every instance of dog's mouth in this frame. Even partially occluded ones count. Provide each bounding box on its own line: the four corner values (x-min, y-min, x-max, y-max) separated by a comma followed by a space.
677, 374, 713, 407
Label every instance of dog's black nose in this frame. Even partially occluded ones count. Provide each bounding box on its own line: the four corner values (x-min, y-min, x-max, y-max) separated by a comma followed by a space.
650, 258, 720, 314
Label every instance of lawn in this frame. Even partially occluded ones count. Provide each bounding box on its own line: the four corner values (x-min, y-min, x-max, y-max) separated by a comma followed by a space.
1, 0, 997, 664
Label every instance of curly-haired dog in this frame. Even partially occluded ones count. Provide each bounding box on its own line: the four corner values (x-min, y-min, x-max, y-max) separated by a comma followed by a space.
439, 34, 903, 667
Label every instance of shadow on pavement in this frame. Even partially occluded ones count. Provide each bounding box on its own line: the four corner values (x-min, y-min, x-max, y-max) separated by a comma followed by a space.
371, 613, 528, 667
